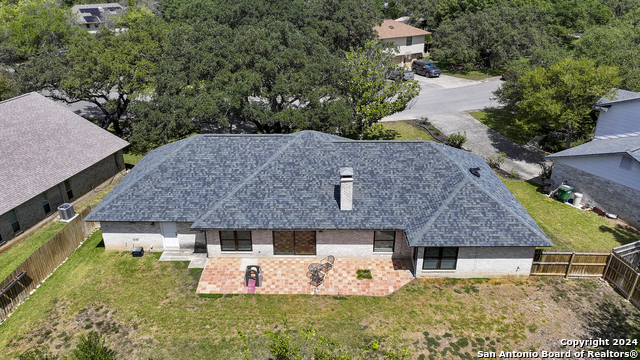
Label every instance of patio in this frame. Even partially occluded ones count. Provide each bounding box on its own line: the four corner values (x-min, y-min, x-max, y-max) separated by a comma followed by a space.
196, 257, 415, 296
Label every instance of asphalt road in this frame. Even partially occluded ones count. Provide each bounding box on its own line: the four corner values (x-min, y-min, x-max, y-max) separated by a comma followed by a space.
382, 75, 503, 121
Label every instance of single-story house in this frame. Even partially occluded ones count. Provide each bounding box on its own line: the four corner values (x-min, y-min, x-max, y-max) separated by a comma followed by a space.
0, 92, 129, 244
547, 90, 640, 227
373, 19, 431, 64
86, 131, 552, 278
71, 3, 123, 33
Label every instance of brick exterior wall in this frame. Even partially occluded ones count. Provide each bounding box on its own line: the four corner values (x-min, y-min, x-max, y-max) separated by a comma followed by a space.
0, 150, 125, 243
206, 230, 412, 258
414, 246, 535, 278
551, 161, 640, 227
101, 221, 204, 252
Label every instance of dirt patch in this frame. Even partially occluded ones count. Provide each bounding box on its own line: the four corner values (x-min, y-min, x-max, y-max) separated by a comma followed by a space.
5, 301, 154, 359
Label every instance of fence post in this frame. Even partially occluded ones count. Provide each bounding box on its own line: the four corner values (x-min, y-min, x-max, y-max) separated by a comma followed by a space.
603, 252, 613, 280
629, 272, 640, 301
565, 252, 576, 279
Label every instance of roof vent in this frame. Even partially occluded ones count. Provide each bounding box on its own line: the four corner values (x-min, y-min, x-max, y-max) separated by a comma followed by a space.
389, 25, 394, 29
339, 167, 353, 211
469, 167, 481, 177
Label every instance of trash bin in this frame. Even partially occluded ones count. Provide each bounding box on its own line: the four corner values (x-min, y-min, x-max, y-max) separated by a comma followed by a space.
557, 185, 573, 203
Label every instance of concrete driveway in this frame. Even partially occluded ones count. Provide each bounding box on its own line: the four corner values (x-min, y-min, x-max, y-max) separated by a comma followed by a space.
426, 112, 545, 180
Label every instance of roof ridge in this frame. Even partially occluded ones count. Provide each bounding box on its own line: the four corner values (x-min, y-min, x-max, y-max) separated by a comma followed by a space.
91, 136, 198, 211
412, 177, 469, 241
0, 92, 38, 107
428, 142, 549, 242
192, 132, 304, 227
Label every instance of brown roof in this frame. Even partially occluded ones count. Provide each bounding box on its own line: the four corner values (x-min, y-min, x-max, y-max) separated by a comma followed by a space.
373, 19, 431, 40
0, 93, 129, 214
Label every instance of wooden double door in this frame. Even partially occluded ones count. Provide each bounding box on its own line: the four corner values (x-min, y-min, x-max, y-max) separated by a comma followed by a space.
273, 231, 316, 255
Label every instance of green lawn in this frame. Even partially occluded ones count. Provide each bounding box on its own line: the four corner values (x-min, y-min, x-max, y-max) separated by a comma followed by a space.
469, 110, 533, 145
2, 230, 638, 359
378, 121, 435, 141
0, 221, 66, 281
503, 180, 640, 250
440, 68, 505, 81
123, 152, 144, 167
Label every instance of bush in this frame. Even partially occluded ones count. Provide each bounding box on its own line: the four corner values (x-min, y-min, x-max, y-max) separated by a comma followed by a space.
508, 169, 520, 179
447, 131, 467, 148
72, 332, 116, 360
539, 134, 565, 153
485, 152, 506, 168
356, 269, 372, 279
539, 163, 553, 181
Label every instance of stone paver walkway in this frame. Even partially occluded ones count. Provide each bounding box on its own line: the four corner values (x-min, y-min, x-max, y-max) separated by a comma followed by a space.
196, 257, 415, 296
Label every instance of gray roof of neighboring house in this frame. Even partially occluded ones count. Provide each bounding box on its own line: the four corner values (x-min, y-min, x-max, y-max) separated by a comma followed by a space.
87, 131, 552, 247
546, 136, 640, 164
596, 89, 640, 106
0, 92, 129, 215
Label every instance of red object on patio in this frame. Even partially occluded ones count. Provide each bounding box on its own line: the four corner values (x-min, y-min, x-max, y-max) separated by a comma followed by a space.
247, 279, 256, 294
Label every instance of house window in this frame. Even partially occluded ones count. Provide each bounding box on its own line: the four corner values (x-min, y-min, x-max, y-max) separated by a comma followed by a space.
406, 36, 413, 46
86, 24, 90, 29
41, 192, 51, 214
8, 209, 20, 233
423, 247, 458, 270
620, 155, 633, 170
64, 180, 74, 200
220, 231, 252, 251
95, 24, 99, 28
373, 231, 395, 252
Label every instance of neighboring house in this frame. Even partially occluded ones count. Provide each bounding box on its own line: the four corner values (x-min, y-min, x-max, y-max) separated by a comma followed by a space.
547, 90, 640, 227
373, 19, 431, 64
71, 3, 123, 33
0, 93, 129, 244
85, 131, 552, 278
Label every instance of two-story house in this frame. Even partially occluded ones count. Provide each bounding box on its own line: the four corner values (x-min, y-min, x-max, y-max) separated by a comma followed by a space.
373, 19, 431, 64
71, 3, 123, 33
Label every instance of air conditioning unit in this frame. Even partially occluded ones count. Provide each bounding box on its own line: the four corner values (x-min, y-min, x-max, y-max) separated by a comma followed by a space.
58, 203, 75, 221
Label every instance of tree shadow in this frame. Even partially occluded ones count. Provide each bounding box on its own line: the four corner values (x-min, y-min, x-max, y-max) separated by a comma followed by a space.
584, 300, 640, 350
599, 225, 640, 247
479, 109, 533, 145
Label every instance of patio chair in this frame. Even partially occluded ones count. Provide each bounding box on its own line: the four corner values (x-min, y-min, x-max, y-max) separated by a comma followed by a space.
321, 255, 335, 272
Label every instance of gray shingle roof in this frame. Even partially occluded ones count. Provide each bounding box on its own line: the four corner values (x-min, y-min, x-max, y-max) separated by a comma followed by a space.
86, 131, 552, 247
0, 93, 129, 215
546, 136, 640, 164
596, 89, 640, 106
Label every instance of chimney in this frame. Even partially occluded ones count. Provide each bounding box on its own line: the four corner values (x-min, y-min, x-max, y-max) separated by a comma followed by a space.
339, 167, 353, 211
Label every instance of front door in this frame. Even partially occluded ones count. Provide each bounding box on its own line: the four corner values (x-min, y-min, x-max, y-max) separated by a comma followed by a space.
273, 231, 316, 255
161, 222, 179, 250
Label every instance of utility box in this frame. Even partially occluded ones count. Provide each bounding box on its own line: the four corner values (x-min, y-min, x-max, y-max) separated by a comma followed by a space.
132, 247, 144, 257
244, 265, 263, 287
57, 203, 75, 221
557, 185, 574, 203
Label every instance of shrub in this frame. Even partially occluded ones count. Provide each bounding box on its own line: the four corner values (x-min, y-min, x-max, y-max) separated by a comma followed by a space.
539, 163, 553, 181
72, 332, 116, 360
420, 117, 430, 125
539, 134, 565, 153
485, 152, 506, 168
447, 131, 467, 148
356, 269, 372, 279
508, 169, 520, 179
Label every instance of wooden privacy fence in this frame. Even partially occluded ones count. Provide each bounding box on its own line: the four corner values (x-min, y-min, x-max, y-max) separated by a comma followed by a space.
531, 249, 611, 278
0, 206, 97, 323
604, 245, 640, 308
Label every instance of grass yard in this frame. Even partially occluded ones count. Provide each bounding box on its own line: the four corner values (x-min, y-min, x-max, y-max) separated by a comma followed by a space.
0, 177, 123, 281
469, 110, 533, 145
0, 221, 66, 281
378, 121, 435, 141
504, 180, 640, 250
123, 152, 144, 167
2, 230, 639, 359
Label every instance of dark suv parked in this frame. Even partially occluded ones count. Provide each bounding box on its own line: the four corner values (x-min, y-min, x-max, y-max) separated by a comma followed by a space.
412, 60, 441, 78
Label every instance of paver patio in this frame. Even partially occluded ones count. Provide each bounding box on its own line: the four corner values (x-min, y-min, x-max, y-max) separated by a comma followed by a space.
196, 257, 415, 296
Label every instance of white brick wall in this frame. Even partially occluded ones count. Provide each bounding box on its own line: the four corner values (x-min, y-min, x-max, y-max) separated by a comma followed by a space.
415, 246, 535, 278
101, 221, 203, 252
